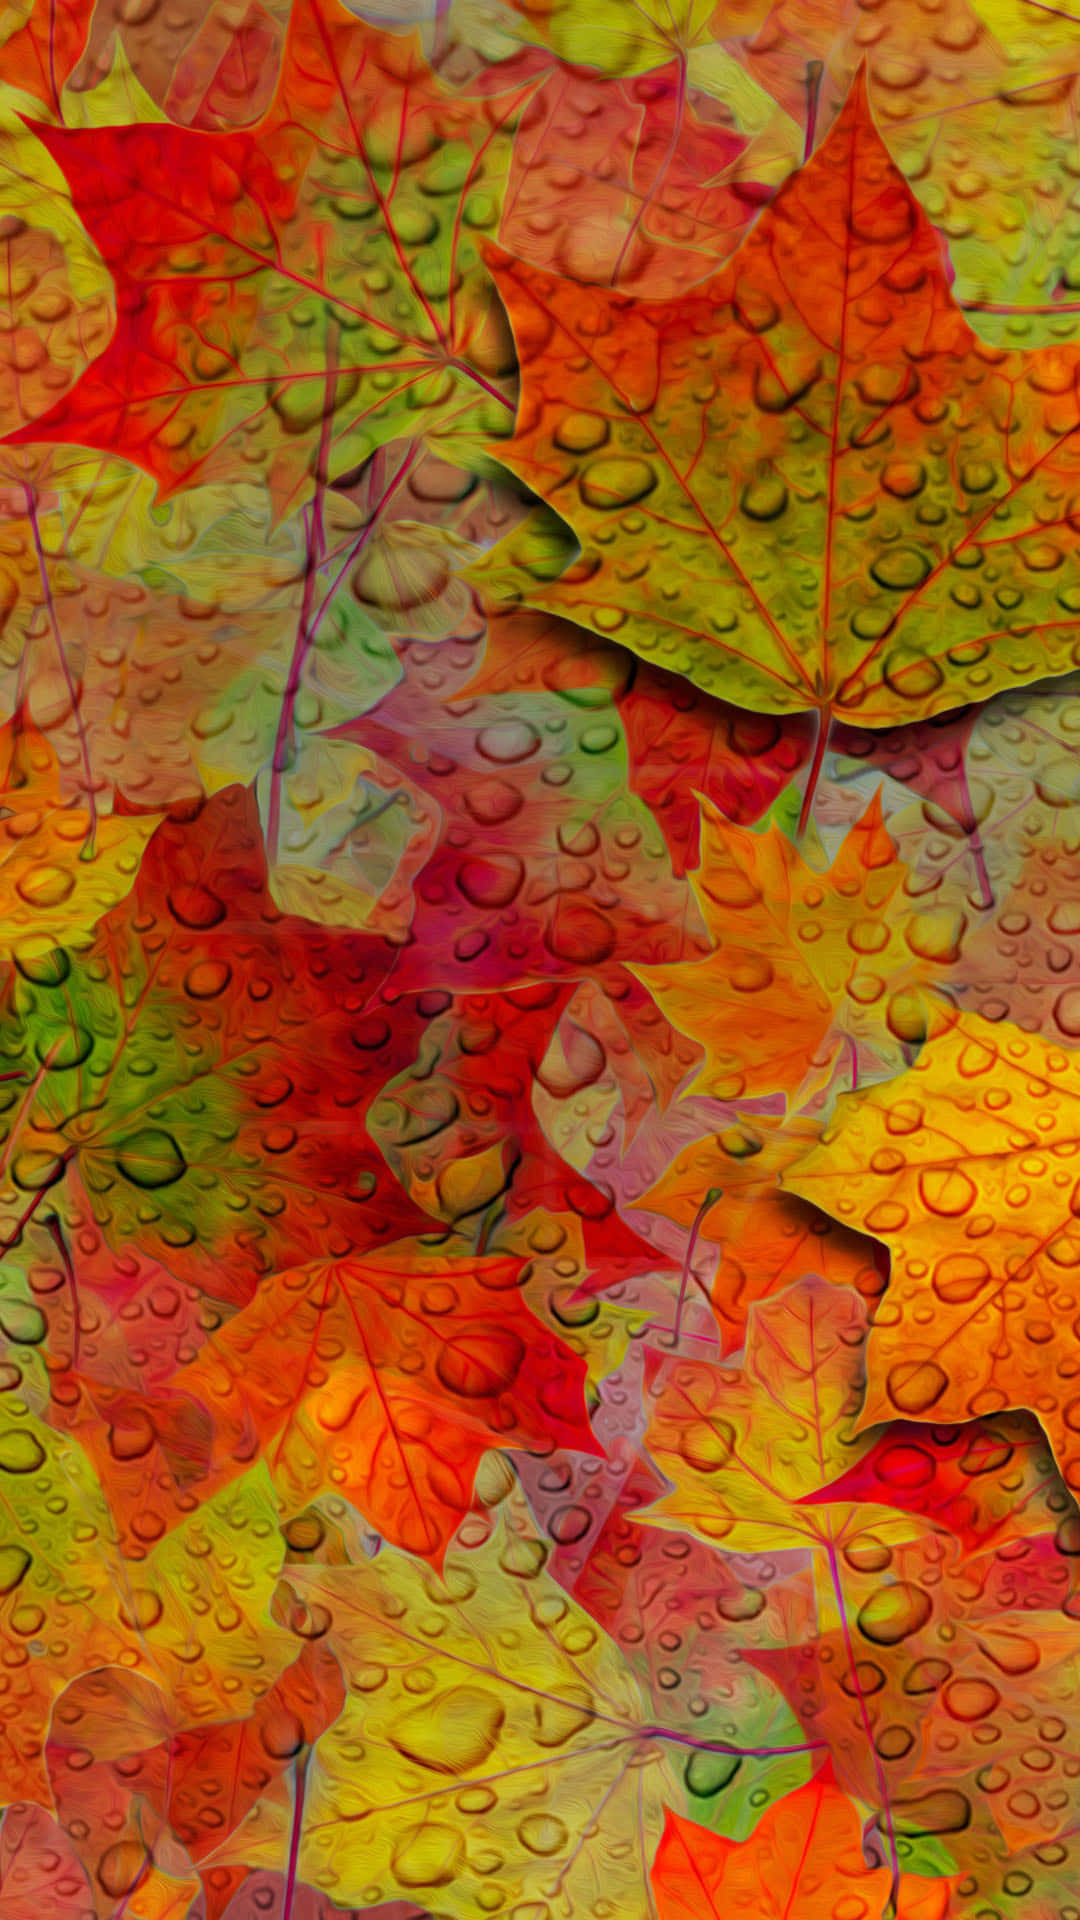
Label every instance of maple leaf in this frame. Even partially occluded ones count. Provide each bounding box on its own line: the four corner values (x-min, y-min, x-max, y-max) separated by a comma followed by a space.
211, 1499, 791, 1918
499, 55, 761, 296
0, 1409, 293, 1809
9, 0, 524, 509
481, 71, 1080, 740
136, 1242, 599, 1565
750, 1530, 1080, 1855
47, 1644, 345, 1913
631, 1117, 884, 1349
0, 1403, 133, 1804
0, 1804, 95, 1920
0, 717, 158, 958
139, 1640, 345, 1862
662, 0, 1080, 346
370, 981, 668, 1278
785, 1007, 1080, 1501
813, 1410, 1069, 1560
0, 0, 92, 117
459, 602, 814, 872
632, 788, 959, 1105
641, 1272, 911, 1559
0, 784, 431, 1304
651, 1769, 952, 1920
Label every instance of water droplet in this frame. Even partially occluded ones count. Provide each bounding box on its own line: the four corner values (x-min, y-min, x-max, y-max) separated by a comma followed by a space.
15, 864, 75, 909
391, 1821, 464, 1890
886, 1360, 949, 1414
1054, 988, 1080, 1037
115, 1128, 187, 1189
184, 958, 232, 999
857, 1583, 932, 1646
391, 1686, 505, 1774
579, 457, 656, 510
97, 1842, 148, 1899
677, 1417, 735, 1473
517, 1813, 569, 1855
168, 883, 227, 929
739, 473, 788, 521
0, 1544, 31, 1593
684, 1749, 741, 1796
0, 1429, 45, 1473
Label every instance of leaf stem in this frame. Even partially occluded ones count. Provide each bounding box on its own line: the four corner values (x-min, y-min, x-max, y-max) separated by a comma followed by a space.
266, 433, 419, 867
43, 1211, 79, 1371
953, 752, 993, 910
825, 1538, 901, 1912
639, 1725, 826, 1758
672, 1187, 721, 1344
804, 60, 824, 162
797, 708, 830, 840
265, 324, 339, 868
282, 1747, 310, 1920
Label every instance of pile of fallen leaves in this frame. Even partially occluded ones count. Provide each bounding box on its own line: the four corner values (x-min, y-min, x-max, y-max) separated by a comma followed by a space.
1, 0, 1080, 1915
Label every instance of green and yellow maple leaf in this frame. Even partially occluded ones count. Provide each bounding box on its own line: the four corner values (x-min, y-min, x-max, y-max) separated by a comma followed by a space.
480, 73, 1080, 729
206, 1500, 796, 1918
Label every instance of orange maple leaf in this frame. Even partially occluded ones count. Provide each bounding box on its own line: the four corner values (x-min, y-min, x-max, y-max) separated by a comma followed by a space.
651, 1768, 952, 1919
138, 1245, 599, 1566
631, 790, 959, 1104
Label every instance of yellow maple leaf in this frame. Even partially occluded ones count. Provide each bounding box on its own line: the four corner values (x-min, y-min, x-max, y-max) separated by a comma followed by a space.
0, 719, 158, 958
786, 1007, 1080, 1496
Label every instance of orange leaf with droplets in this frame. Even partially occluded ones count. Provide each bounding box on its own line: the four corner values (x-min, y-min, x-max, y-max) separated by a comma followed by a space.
500, 56, 760, 296
651, 1769, 952, 1919
150, 1246, 598, 1566
632, 789, 952, 1104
